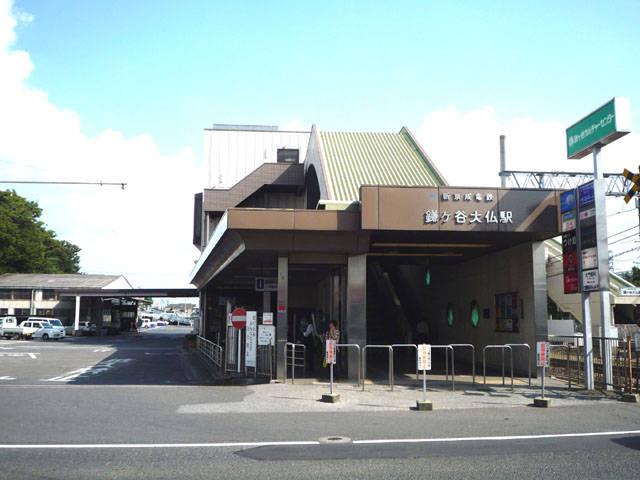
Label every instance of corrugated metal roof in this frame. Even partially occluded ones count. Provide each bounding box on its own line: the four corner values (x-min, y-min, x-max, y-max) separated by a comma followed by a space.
0, 274, 123, 289
320, 130, 444, 202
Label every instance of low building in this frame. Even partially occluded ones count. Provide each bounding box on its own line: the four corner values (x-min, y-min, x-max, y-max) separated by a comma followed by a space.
0, 273, 137, 333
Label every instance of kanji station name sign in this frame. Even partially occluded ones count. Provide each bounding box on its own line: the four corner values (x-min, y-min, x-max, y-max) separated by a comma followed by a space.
360, 185, 560, 234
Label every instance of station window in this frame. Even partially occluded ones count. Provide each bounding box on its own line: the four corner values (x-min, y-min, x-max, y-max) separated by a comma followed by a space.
277, 148, 299, 163
470, 301, 480, 328
446, 303, 455, 327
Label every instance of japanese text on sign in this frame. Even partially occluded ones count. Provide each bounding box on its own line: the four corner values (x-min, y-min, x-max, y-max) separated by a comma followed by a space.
536, 341, 550, 368
424, 209, 513, 225
417, 344, 432, 371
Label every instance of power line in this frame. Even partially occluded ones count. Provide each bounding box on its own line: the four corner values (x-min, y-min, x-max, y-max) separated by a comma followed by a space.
0, 180, 126, 189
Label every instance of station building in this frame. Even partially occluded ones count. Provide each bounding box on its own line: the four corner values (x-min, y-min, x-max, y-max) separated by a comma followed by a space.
190, 124, 639, 381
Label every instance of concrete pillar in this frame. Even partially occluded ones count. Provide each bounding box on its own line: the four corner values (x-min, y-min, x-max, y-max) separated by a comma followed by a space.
346, 255, 367, 381
74, 295, 80, 336
276, 256, 288, 381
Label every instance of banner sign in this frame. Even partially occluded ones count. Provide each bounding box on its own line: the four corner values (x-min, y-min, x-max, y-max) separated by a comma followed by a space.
245, 311, 257, 368
566, 97, 631, 159
325, 339, 336, 365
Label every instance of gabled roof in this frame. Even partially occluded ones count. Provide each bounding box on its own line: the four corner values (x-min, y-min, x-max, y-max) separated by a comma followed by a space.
307, 126, 446, 203
0, 274, 130, 290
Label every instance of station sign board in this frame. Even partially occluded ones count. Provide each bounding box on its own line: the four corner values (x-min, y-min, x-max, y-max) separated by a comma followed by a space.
561, 190, 579, 294
566, 97, 631, 159
620, 287, 640, 296
255, 277, 277, 292
417, 344, 432, 371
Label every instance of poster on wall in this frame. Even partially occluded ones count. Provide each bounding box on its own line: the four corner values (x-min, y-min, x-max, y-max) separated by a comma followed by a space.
495, 292, 519, 333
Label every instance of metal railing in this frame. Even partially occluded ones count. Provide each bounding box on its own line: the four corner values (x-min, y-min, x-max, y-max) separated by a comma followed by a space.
505, 343, 532, 387
431, 345, 455, 391
362, 345, 394, 391
548, 335, 639, 393
483, 345, 513, 389
392, 344, 419, 388
336, 344, 361, 387
450, 344, 476, 385
197, 335, 223, 370
285, 342, 306, 384
256, 344, 274, 380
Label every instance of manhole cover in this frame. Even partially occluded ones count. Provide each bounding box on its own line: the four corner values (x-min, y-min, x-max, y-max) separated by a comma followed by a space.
318, 436, 352, 444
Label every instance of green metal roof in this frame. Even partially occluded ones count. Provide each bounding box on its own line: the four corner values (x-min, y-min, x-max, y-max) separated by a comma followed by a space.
320, 130, 444, 202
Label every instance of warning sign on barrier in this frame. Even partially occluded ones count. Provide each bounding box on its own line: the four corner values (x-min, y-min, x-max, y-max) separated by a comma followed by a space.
536, 341, 550, 368
418, 344, 432, 371
325, 339, 336, 365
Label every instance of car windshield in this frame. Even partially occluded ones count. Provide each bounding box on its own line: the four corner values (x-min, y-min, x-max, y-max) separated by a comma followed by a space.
48, 320, 62, 326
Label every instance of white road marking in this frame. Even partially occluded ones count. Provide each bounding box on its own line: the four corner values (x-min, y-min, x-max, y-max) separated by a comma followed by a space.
0, 352, 38, 359
0, 347, 15, 350
42, 358, 132, 382
93, 349, 111, 353
0, 376, 16, 381
0, 430, 638, 449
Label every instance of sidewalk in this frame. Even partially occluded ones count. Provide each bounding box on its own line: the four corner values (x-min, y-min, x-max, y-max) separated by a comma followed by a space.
177, 375, 619, 415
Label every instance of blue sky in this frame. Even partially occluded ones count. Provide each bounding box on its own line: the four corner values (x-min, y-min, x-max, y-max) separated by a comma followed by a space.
15, 1, 640, 153
2, 0, 639, 285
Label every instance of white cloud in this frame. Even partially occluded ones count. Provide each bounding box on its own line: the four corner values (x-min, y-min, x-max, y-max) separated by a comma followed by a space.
0, 0, 203, 287
415, 105, 640, 272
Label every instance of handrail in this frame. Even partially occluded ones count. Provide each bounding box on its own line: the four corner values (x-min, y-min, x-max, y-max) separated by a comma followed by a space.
392, 344, 419, 388
336, 344, 361, 388
196, 335, 223, 369
450, 343, 476, 385
362, 345, 394, 391
505, 343, 532, 387
483, 345, 513, 390
431, 345, 455, 391
285, 342, 306, 384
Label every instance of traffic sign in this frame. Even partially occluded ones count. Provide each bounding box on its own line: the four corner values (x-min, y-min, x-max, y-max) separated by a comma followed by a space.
417, 344, 432, 371
231, 307, 247, 329
622, 168, 640, 204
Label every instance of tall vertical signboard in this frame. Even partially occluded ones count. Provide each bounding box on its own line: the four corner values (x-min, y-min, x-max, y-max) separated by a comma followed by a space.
564, 98, 629, 391
561, 189, 579, 294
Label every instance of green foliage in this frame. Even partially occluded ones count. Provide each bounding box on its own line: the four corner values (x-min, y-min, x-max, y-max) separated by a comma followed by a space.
621, 266, 640, 287
0, 190, 81, 274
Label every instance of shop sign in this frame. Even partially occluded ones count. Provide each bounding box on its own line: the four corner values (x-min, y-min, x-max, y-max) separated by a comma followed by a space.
566, 97, 631, 159
561, 211, 576, 232
578, 182, 595, 208
560, 190, 576, 213
582, 269, 600, 292
581, 247, 598, 270
262, 312, 273, 325
562, 231, 579, 294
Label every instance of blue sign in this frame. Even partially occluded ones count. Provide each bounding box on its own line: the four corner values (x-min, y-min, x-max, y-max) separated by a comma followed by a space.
560, 190, 576, 213
578, 182, 595, 208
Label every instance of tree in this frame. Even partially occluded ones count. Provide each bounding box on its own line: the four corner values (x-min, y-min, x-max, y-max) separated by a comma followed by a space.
621, 266, 640, 287
0, 190, 81, 274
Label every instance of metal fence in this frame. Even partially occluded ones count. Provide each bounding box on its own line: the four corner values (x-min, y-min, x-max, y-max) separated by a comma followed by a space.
196, 335, 223, 372
548, 335, 639, 393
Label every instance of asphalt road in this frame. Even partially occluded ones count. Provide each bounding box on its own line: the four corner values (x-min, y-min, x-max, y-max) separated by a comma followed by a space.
1, 330, 639, 479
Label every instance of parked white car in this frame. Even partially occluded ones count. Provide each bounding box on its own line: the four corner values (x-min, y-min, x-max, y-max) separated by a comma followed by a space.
19, 320, 62, 341
36, 318, 66, 339
140, 319, 157, 329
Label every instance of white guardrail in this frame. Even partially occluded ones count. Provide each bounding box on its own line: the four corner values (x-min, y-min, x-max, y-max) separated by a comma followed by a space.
197, 335, 223, 369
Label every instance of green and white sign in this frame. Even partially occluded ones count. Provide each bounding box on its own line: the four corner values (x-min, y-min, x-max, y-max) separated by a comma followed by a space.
566, 97, 631, 159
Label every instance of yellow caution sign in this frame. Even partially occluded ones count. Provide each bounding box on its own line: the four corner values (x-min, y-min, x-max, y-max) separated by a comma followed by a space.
622, 168, 640, 203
